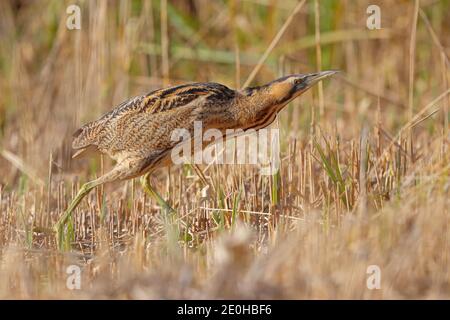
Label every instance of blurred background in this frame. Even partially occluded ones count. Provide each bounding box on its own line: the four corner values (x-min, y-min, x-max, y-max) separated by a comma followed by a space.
1, 0, 448, 180
0, 0, 449, 299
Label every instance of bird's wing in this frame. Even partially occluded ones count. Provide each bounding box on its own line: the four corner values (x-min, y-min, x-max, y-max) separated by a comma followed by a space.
70, 96, 144, 154
85, 82, 233, 122
71, 82, 235, 157
140, 82, 235, 114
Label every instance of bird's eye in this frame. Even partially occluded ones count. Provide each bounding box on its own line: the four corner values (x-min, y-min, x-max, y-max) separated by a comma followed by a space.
294, 78, 302, 85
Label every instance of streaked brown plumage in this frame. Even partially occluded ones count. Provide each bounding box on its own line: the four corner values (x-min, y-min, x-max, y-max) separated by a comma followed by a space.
55, 70, 338, 243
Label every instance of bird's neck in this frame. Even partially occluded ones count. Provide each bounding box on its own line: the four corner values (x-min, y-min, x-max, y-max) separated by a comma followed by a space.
234, 87, 283, 129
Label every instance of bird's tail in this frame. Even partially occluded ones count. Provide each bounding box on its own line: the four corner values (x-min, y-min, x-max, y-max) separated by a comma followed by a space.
71, 123, 100, 159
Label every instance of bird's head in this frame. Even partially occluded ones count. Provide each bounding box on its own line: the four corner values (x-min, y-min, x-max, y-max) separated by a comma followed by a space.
263, 70, 339, 104
237, 70, 339, 129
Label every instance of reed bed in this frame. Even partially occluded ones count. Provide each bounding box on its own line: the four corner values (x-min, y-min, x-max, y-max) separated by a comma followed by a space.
0, 0, 449, 299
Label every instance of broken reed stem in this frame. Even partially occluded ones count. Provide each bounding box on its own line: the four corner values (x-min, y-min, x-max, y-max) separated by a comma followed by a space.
314, 0, 325, 118
230, 0, 241, 88
442, 53, 449, 138
358, 125, 368, 217
160, 0, 169, 86
408, 0, 419, 159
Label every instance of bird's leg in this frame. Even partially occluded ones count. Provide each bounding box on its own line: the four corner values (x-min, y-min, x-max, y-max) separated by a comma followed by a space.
54, 179, 100, 248
55, 180, 97, 230
140, 172, 176, 215
54, 165, 128, 249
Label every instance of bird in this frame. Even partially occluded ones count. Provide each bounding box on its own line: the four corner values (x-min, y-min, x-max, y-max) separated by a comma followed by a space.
54, 70, 338, 243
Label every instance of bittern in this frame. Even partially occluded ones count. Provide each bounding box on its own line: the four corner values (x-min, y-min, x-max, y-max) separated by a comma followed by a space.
55, 70, 338, 241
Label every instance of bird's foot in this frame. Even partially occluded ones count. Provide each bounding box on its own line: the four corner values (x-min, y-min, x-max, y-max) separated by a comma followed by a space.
54, 209, 74, 251
53, 181, 95, 250
140, 173, 176, 215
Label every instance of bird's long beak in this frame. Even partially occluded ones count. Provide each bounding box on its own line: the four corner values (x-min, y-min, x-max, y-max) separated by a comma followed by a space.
303, 70, 340, 88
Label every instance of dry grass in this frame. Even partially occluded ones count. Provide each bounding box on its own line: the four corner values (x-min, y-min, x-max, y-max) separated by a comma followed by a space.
0, 0, 449, 299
